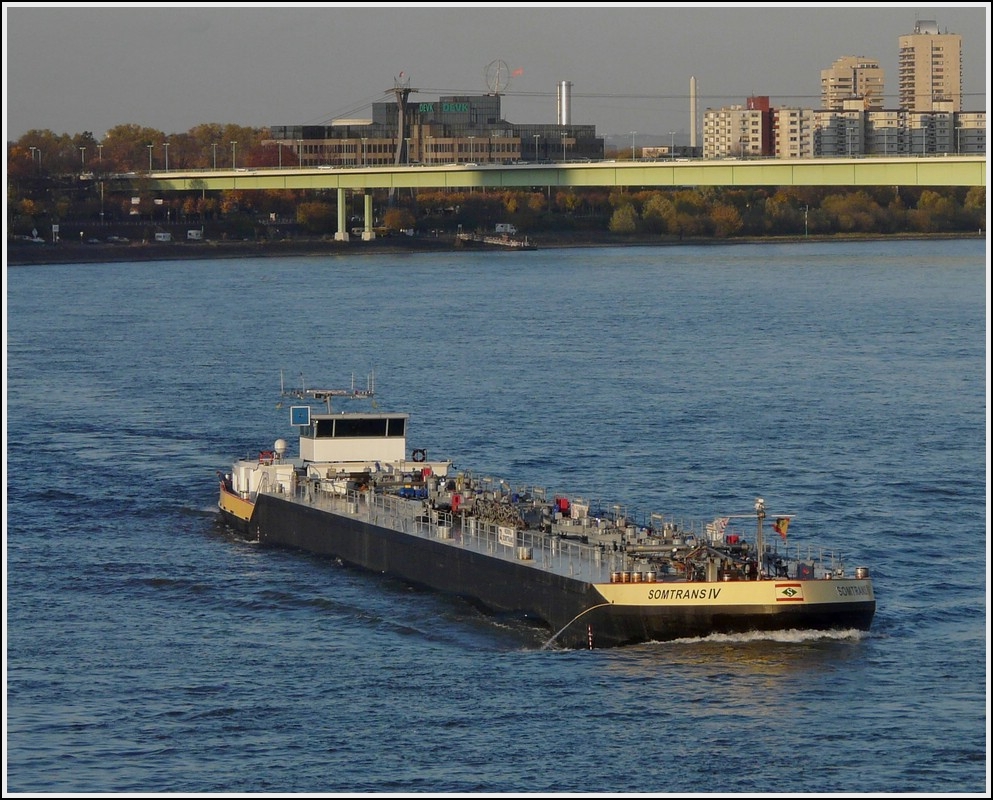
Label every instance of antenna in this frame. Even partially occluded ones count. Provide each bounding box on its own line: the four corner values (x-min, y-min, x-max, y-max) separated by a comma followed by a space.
281, 371, 377, 413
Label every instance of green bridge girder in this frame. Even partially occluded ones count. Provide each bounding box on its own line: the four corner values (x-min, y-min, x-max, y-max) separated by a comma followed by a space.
139, 156, 986, 193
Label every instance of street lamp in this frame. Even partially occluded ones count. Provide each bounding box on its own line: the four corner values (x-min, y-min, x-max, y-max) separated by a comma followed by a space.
561, 132, 567, 161
212, 142, 218, 169
405, 137, 411, 164
297, 139, 304, 168
80, 147, 86, 166
231, 141, 237, 170
956, 126, 965, 154
629, 131, 637, 160
163, 142, 169, 171
669, 130, 676, 159
533, 133, 540, 162
97, 143, 103, 163
361, 137, 368, 166
147, 144, 154, 171
29, 146, 36, 171
467, 135, 475, 163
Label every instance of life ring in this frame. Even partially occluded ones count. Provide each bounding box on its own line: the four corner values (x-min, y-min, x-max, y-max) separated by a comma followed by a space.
259, 450, 274, 465
412, 449, 426, 463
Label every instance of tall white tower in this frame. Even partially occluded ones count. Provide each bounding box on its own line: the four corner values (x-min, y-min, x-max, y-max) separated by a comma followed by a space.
556, 81, 573, 125
690, 76, 697, 150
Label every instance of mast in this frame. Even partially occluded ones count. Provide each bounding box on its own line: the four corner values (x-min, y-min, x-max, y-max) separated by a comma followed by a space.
755, 497, 765, 578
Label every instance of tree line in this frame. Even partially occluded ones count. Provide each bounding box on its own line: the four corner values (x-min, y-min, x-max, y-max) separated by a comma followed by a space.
7, 125, 986, 240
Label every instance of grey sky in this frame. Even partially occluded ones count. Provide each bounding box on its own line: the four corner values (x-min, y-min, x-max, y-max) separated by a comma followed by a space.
4, 3, 989, 144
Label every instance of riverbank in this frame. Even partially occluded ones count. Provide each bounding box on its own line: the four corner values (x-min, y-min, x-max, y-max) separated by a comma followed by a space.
6, 230, 982, 266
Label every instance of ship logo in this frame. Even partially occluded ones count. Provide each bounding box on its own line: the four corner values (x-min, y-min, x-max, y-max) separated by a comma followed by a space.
775, 583, 805, 602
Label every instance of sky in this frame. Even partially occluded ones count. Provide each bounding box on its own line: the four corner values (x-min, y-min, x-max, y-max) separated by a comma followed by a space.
3, 3, 990, 145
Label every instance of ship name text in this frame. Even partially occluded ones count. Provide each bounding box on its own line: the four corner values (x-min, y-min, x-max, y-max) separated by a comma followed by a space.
648, 587, 723, 601
836, 584, 872, 597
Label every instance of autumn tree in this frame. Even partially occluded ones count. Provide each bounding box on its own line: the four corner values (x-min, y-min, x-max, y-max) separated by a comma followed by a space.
710, 204, 744, 238
297, 201, 335, 234
608, 204, 638, 233
383, 207, 416, 232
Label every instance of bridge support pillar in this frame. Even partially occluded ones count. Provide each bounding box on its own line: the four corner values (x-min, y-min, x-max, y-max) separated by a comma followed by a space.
335, 188, 349, 241
362, 193, 376, 241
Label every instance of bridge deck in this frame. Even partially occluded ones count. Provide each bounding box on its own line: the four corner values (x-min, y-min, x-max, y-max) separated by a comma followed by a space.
136, 156, 986, 192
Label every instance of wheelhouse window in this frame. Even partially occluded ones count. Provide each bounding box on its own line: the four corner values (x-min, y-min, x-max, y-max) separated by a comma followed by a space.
310, 416, 406, 438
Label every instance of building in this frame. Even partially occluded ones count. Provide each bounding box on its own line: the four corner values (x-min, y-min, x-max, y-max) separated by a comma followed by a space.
268, 89, 603, 168
898, 19, 963, 112
771, 107, 816, 159
702, 94, 984, 159
701, 97, 774, 158
821, 56, 885, 111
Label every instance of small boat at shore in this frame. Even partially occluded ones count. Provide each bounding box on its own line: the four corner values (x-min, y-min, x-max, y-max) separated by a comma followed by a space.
454, 231, 536, 250
217, 376, 875, 649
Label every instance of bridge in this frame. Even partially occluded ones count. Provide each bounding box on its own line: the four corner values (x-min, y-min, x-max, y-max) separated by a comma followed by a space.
130, 156, 986, 241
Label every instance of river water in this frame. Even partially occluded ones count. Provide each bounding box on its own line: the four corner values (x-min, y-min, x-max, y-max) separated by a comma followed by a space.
5, 239, 988, 794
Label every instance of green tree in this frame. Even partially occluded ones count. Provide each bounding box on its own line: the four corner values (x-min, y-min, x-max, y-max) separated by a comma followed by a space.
641, 192, 675, 235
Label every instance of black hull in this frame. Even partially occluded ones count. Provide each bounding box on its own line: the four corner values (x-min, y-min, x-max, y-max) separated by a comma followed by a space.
219, 496, 875, 649
247, 495, 601, 648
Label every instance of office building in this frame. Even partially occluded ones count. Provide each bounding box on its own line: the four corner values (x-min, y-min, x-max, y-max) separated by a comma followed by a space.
269, 91, 603, 167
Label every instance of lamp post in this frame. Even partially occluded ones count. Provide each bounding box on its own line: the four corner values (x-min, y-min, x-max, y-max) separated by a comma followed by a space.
163, 141, 169, 171
629, 130, 637, 160
956, 126, 964, 154
467, 135, 475, 163
669, 130, 675, 159
533, 133, 540, 162
231, 141, 237, 169
80, 147, 86, 166
405, 137, 411, 164
297, 139, 304, 168
147, 144, 154, 171
29, 146, 36, 171
361, 137, 367, 166
278, 143, 282, 168
561, 132, 566, 161
802, 205, 809, 237
212, 142, 218, 170
97, 143, 103, 163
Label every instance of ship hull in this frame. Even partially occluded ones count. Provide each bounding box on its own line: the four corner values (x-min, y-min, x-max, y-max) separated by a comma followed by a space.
219, 493, 875, 650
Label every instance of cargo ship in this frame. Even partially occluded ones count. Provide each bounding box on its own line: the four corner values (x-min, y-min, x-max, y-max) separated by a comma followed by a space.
217, 376, 875, 649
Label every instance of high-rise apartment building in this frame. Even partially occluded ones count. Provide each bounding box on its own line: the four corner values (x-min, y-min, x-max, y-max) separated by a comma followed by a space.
821, 56, 885, 110
898, 19, 963, 112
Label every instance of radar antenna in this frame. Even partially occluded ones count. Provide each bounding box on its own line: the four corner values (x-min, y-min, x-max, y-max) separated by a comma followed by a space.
280, 370, 376, 413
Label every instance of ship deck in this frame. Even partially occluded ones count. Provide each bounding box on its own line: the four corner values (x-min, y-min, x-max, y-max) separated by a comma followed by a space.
266, 483, 632, 585
256, 480, 846, 587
